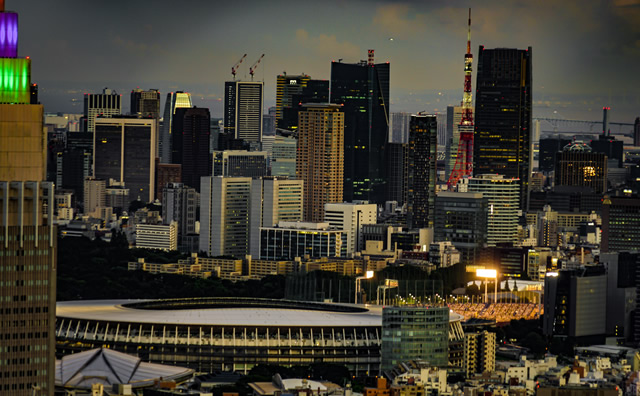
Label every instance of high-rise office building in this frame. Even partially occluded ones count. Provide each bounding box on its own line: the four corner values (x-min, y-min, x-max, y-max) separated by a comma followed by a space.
0, 3, 56, 392
155, 163, 181, 202
474, 47, 532, 210
159, 91, 192, 163
324, 202, 377, 255
276, 74, 329, 131
171, 107, 211, 192
83, 177, 106, 214
130, 88, 161, 118
406, 114, 437, 229
554, 142, 607, 194
434, 191, 487, 266
83, 87, 122, 133
539, 136, 572, 173
296, 104, 344, 222
224, 81, 263, 143
162, 183, 198, 248
381, 306, 449, 371
199, 177, 251, 258
249, 178, 304, 257
465, 174, 519, 246
386, 142, 408, 205
93, 117, 157, 202
271, 134, 297, 178
464, 331, 496, 377
259, 221, 344, 260
212, 150, 268, 177
330, 56, 390, 204
445, 106, 463, 180
390, 112, 411, 144
602, 195, 640, 252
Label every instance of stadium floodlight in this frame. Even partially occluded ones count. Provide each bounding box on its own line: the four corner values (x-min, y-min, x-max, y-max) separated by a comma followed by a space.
476, 268, 498, 304
546, 272, 559, 277
355, 271, 375, 305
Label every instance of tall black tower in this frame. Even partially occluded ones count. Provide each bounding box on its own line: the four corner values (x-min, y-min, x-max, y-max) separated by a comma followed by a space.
330, 54, 390, 204
407, 114, 437, 229
474, 47, 532, 210
172, 107, 211, 192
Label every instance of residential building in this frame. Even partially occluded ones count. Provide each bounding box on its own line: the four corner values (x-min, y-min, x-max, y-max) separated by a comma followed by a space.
171, 107, 211, 192
474, 47, 532, 210
250, 178, 304, 257
381, 306, 449, 371
213, 150, 268, 177
406, 114, 437, 229
296, 103, 344, 222
259, 222, 344, 260
93, 117, 157, 202
224, 80, 263, 143
330, 57, 390, 204
465, 174, 520, 246
324, 202, 377, 255
199, 177, 251, 258
135, 222, 178, 251
83, 87, 121, 132
464, 331, 496, 377
159, 91, 192, 163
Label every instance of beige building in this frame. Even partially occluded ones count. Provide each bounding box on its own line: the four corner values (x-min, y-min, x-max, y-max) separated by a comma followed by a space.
0, 104, 46, 181
83, 177, 106, 214
296, 104, 344, 222
464, 331, 496, 378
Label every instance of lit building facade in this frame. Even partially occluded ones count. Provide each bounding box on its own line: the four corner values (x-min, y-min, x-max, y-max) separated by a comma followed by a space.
199, 177, 251, 258
330, 59, 390, 204
602, 196, 640, 252
381, 306, 449, 371
275, 74, 329, 131
324, 202, 377, 255
130, 88, 160, 118
224, 81, 263, 143
159, 91, 192, 163
407, 114, 437, 229
464, 331, 496, 377
554, 142, 607, 194
94, 117, 157, 202
83, 87, 121, 133
213, 150, 268, 177
259, 222, 344, 260
135, 222, 178, 251
296, 104, 344, 222
474, 47, 532, 210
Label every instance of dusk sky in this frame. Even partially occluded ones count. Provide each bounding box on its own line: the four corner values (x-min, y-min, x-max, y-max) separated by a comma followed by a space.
14, 0, 640, 125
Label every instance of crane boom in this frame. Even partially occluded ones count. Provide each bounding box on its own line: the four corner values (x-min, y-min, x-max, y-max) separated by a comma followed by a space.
231, 54, 247, 80
249, 54, 265, 81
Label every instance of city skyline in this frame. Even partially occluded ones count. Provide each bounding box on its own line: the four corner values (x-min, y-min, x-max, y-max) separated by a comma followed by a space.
13, 0, 640, 123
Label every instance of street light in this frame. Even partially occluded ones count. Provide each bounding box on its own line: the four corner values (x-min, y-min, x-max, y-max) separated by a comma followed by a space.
476, 268, 497, 304
355, 270, 374, 304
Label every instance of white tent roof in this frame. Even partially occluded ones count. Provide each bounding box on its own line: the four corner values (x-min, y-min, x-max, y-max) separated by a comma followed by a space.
55, 348, 193, 389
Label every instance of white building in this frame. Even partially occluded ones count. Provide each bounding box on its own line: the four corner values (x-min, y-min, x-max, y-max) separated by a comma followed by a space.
250, 178, 303, 257
200, 177, 252, 257
136, 221, 178, 251
463, 174, 520, 246
324, 202, 377, 255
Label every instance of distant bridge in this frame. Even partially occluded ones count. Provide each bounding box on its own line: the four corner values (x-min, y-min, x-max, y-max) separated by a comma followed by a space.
534, 118, 634, 137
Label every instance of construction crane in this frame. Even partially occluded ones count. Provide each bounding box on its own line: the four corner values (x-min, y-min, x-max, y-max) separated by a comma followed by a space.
249, 54, 265, 81
231, 54, 247, 80
447, 8, 474, 189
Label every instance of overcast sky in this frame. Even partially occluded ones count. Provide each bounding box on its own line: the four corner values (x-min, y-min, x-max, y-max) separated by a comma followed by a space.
13, 0, 640, 124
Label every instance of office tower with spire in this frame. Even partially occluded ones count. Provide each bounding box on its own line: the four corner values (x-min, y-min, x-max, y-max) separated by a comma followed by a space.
159, 91, 192, 163
0, 2, 56, 394
330, 50, 390, 204
83, 87, 121, 132
407, 114, 438, 229
130, 88, 160, 118
275, 74, 329, 131
474, 46, 532, 210
448, 9, 474, 188
296, 103, 344, 222
171, 107, 211, 192
224, 80, 264, 143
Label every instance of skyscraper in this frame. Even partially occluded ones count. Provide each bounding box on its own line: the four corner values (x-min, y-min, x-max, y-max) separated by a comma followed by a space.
224, 80, 263, 143
276, 74, 329, 131
406, 114, 437, 229
83, 87, 122, 133
296, 103, 344, 222
130, 88, 161, 118
94, 117, 157, 202
554, 142, 607, 194
212, 150, 268, 177
171, 107, 211, 192
0, 3, 56, 393
445, 105, 463, 180
330, 54, 390, 204
390, 112, 411, 144
602, 195, 640, 252
199, 177, 252, 258
474, 47, 532, 210
162, 182, 198, 249
159, 91, 192, 163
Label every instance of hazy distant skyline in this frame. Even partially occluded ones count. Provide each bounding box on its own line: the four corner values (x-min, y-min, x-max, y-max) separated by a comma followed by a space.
13, 0, 640, 124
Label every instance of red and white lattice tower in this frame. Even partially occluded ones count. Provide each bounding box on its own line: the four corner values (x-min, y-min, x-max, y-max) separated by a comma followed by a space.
447, 9, 474, 188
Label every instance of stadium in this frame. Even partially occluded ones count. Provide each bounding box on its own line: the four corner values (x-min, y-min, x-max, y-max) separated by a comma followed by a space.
56, 297, 465, 374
